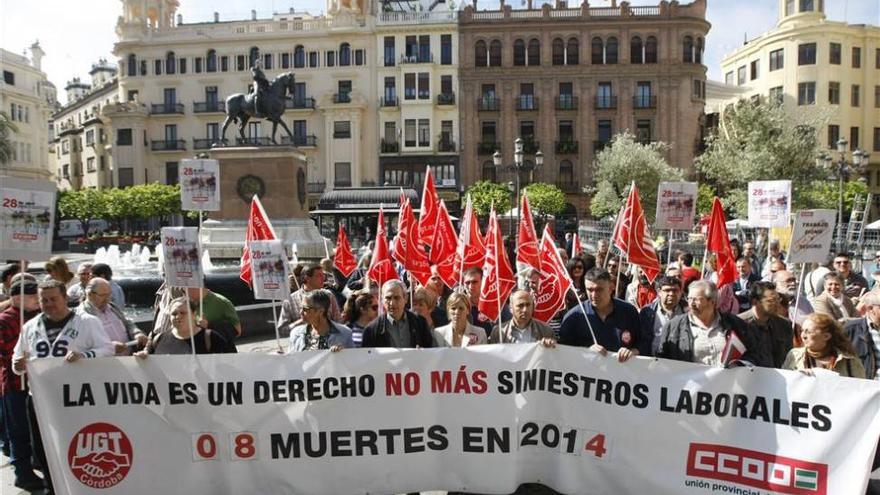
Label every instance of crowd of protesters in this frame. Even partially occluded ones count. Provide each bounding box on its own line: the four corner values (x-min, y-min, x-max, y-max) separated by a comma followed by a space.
1, 239, 880, 494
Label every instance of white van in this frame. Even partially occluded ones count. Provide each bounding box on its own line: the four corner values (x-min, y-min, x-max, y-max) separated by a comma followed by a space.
57, 219, 110, 238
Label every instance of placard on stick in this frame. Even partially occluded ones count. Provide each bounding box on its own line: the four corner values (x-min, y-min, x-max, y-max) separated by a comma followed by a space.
249, 240, 290, 300
180, 159, 220, 212
748, 180, 792, 228
0, 178, 56, 260
160, 227, 204, 288
655, 182, 697, 231
788, 209, 837, 265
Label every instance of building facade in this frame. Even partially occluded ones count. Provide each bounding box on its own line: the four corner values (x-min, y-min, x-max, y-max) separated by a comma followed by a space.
458, 0, 709, 219
51, 60, 119, 190
0, 42, 56, 180
720, 0, 880, 192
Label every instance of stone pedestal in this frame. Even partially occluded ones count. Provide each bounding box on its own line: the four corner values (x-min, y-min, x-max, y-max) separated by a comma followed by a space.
200, 146, 326, 261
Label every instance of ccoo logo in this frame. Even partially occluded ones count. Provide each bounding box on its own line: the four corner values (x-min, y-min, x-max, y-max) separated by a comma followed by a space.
68, 422, 133, 489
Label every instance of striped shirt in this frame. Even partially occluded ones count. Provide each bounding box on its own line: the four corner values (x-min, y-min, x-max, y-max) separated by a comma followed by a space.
868, 321, 880, 381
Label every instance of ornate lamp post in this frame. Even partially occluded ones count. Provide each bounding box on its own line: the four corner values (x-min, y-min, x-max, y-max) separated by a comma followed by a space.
817, 138, 869, 251
494, 137, 544, 242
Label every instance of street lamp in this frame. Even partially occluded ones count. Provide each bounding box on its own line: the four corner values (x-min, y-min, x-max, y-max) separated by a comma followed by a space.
817, 138, 870, 251
494, 137, 544, 242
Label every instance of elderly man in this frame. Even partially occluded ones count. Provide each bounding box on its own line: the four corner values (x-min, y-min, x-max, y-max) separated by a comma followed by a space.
489, 290, 555, 345
812, 272, 857, 322
739, 281, 792, 368
845, 292, 880, 380
91, 263, 125, 308
638, 276, 687, 357
0, 275, 41, 490
13, 280, 114, 493
66, 262, 92, 306
79, 278, 147, 355
559, 268, 641, 362
288, 291, 353, 352
361, 279, 434, 348
833, 252, 869, 299
657, 280, 770, 367
278, 264, 341, 335
772, 270, 812, 324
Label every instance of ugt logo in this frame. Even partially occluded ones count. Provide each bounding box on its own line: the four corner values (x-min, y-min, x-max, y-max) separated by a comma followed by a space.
68, 422, 133, 489
686, 443, 826, 495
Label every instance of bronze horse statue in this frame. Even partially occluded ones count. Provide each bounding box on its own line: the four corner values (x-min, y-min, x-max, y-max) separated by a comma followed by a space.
221, 72, 296, 145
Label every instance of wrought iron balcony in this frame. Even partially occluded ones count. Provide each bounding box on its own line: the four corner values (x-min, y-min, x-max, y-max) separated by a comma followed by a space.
399, 54, 433, 64
308, 182, 326, 193
281, 135, 318, 147
192, 138, 228, 150
516, 95, 538, 111
285, 97, 316, 109
438, 139, 456, 152
437, 93, 455, 105
555, 140, 579, 154
478, 141, 499, 155
593, 140, 610, 152
150, 139, 186, 151
150, 103, 185, 115
555, 95, 578, 110
380, 139, 399, 153
633, 95, 657, 109
478, 97, 500, 111
333, 93, 352, 104
380, 97, 398, 107
193, 101, 225, 113
521, 139, 539, 154
236, 137, 274, 146
594, 96, 617, 109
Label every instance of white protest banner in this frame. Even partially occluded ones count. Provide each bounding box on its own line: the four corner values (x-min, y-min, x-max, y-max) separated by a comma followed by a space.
27, 346, 880, 495
788, 209, 837, 265
160, 227, 204, 288
748, 180, 792, 228
0, 177, 56, 260
249, 239, 289, 300
655, 181, 698, 231
179, 159, 220, 211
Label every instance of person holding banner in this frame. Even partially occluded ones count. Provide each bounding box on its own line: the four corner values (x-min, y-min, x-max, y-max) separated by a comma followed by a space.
185, 287, 241, 346
558, 269, 641, 362
489, 290, 555, 346
288, 291, 353, 352
136, 297, 232, 356
657, 280, 771, 367
844, 292, 880, 380
361, 280, 434, 349
433, 292, 487, 347
12, 279, 115, 494
638, 275, 686, 357
79, 278, 147, 355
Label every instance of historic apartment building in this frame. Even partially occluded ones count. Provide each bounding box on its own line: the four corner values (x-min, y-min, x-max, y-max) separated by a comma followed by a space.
109, 0, 382, 204
51, 60, 119, 190
0, 42, 57, 180
720, 0, 880, 191
458, 0, 709, 217
375, 9, 461, 210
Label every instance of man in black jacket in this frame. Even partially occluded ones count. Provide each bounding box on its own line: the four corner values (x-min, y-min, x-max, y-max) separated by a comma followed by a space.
361, 279, 433, 348
738, 281, 792, 369
657, 280, 771, 367
845, 292, 880, 380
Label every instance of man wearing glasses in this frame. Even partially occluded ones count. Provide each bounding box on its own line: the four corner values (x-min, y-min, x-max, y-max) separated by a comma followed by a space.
833, 252, 869, 299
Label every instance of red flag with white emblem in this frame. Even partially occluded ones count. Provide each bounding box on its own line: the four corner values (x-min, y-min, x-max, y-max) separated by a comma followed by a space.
478, 207, 516, 322
333, 225, 358, 278
534, 225, 572, 322
612, 182, 661, 283
240, 195, 277, 286
368, 207, 398, 288
418, 166, 440, 251
393, 197, 432, 287
516, 194, 540, 272
431, 201, 461, 288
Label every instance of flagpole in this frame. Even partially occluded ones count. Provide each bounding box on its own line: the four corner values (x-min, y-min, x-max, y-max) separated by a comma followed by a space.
456, 196, 470, 292
272, 298, 282, 353
19, 260, 26, 391
323, 237, 330, 260
565, 281, 598, 346
198, 210, 204, 331
495, 217, 504, 344
184, 290, 197, 356
605, 208, 622, 269
667, 229, 674, 267
791, 262, 806, 335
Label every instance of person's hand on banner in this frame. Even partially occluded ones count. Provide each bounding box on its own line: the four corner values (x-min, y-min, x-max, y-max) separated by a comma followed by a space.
330, 345, 344, 353
65, 350, 84, 363
12, 351, 29, 372
134, 350, 149, 360
539, 338, 556, 348
590, 344, 607, 355
617, 347, 638, 362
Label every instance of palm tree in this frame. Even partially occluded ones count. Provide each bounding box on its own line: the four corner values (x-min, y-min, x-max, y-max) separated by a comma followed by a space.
0, 111, 18, 165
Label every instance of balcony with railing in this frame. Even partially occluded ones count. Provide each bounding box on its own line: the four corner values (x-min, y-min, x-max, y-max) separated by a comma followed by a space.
380, 96, 399, 108
521, 139, 539, 154
478, 97, 500, 111
308, 182, 326, 193
438, 139, 456, 152
478, 141, 499, 155
555, 140, 579, 154
282, 135, 318, 147
193, 101, 226, 113
333, 93, 352, 104
236, 137, 274, 146
285, 97, 316, 110
633, 95, 657, 109
151, 139, 186, 151
556, 95, 578, 110
437, 93, 455, 105
150, 103, 185, 115
594, 96, 617, 109
399, 54, 433, 64
193, 138, 228, 150
593, 140, 611, 153
516, 95, 538, 111
380, 139, 399, 153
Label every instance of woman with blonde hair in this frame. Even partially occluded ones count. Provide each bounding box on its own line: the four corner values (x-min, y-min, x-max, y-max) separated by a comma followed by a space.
411, 287, 439, 330
432, 292, 487, 347
783, 313, 865, 377
44, 256, 75, 287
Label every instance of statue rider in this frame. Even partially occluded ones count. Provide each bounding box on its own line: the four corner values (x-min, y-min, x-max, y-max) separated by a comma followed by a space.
250, 61, 270, 118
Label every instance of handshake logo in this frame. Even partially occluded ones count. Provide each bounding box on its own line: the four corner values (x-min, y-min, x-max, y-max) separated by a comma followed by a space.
67, 423, 133, 489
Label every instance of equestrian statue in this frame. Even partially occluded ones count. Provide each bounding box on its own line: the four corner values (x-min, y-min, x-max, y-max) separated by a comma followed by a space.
221, 64, 297, 145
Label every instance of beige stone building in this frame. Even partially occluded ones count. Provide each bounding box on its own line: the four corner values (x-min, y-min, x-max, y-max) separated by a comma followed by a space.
0, 42, 56, 180
458, 0, 709, 221
110, 0, 378, 204
51, 60, 119, 190
720, 0, 880, 189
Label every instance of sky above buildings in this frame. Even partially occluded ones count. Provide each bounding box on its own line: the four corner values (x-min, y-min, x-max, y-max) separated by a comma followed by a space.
2, 0, 878, 105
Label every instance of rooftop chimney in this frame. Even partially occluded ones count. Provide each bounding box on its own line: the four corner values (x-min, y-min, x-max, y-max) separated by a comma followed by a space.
214, 12, 219, 22
251, 9, 257, 20
177, 13, 182, 25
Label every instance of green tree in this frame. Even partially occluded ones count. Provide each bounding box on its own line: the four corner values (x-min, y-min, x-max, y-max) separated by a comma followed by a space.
0, 111, 18, 165
696, 183, 717, 217
696, 99, 826, 217
57, 188, 108, 237
465, 180, 512, 217
522, 183, 565, 218
797, 178, 868, 219
589, 131, 683, 220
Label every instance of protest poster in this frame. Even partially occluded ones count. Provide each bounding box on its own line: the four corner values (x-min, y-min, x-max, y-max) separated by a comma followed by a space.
787, 209, 837, 264
655, 182, 697, 231
748, 180, 792, 228
27, 346, 880, 495
249, 239, 289, 300
0, 177, 56, 260
179, 159, 220, 211
160, 227, 204, 288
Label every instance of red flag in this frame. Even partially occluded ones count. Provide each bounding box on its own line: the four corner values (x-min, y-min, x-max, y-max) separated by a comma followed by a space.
240, 195, 277, 286
534, 225, 572, 322
571, 232, 581, 259
333, 225, 358, 278
393, 197, 432, 287
706, 197, 737, 289
418, 166, 440, 250
459, 195, 486, 271
431, 201, 460, 288
368, 207, 398, 288
516, 194, 540, 272
612, 182, 661, 283
478, 207, 516, 321
720, 330, 747, 367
